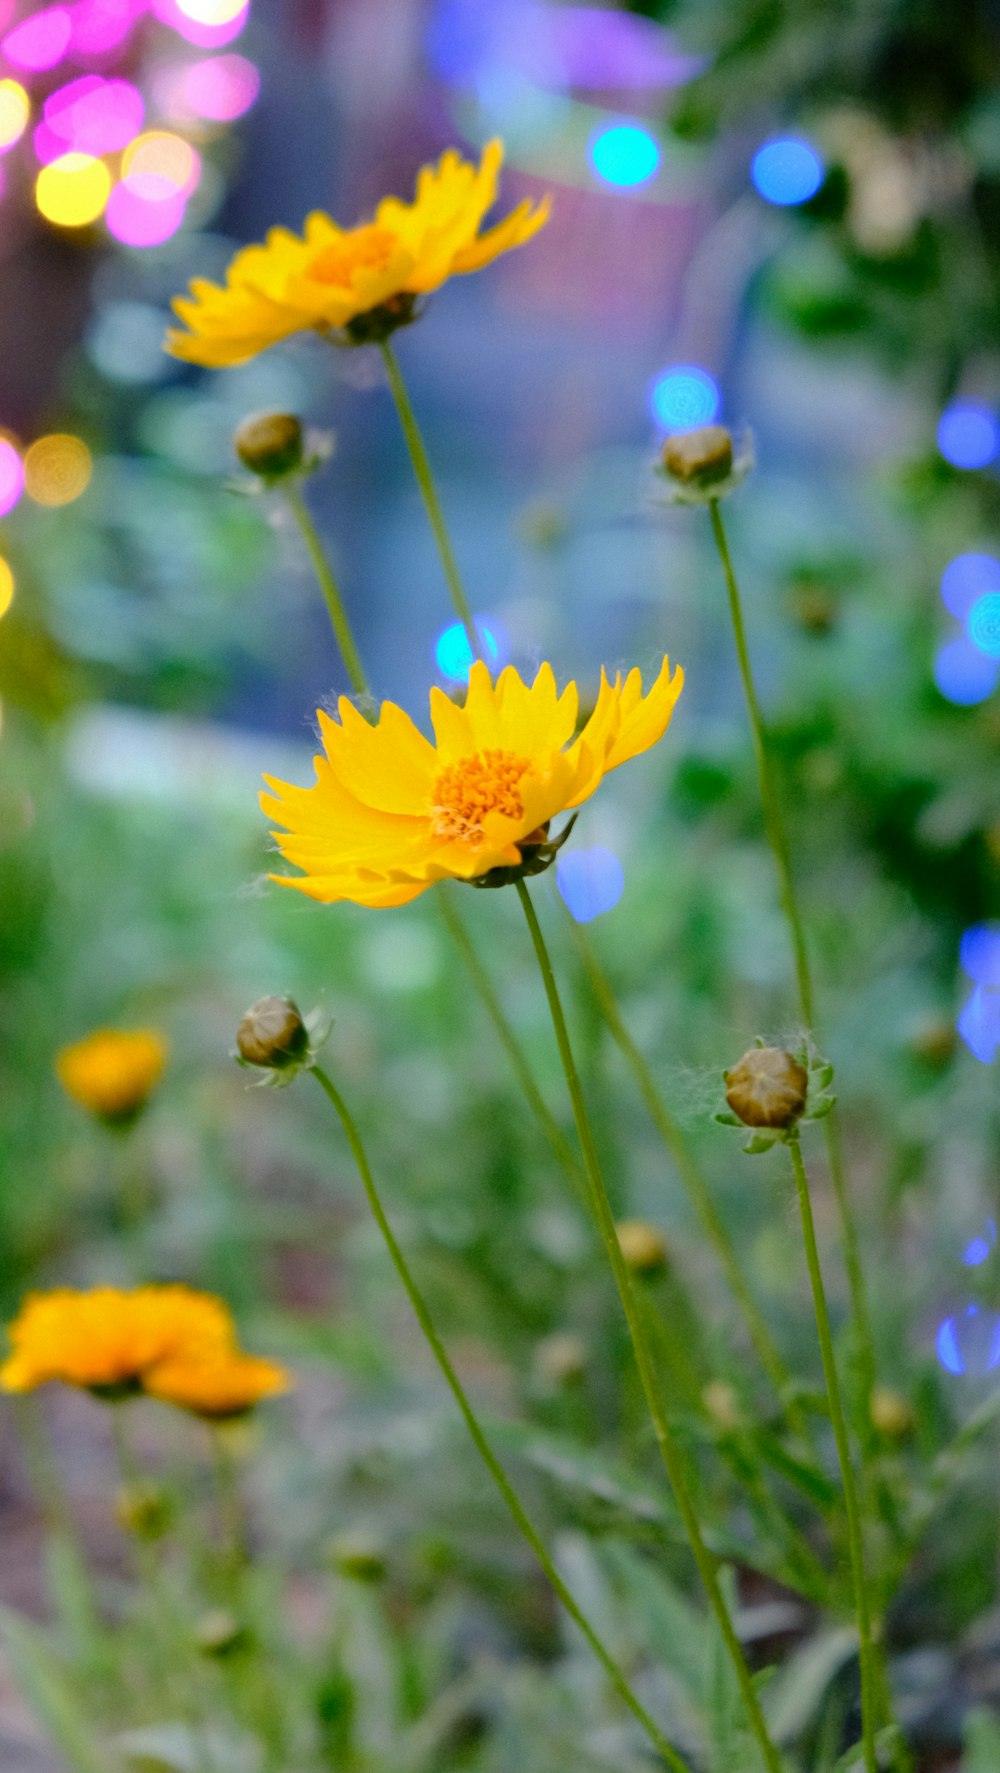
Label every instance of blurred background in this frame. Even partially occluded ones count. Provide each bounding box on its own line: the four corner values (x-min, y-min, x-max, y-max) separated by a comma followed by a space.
2, 1, 1000, 1766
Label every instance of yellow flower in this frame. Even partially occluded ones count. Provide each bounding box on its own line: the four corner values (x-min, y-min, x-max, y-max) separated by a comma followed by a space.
261, 657, 683, 908
56, 1028, 168, 1125
0, 1286, 234, 1397
145, 1352, 291, 1420
165, 139, 550, 368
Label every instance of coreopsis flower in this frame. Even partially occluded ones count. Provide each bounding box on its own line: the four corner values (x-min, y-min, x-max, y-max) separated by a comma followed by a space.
261, 657, 684, 908
165, 138, 550, 367
56, 1027, 168, 1126
145, 1351, 290, 1421
0, 1286, 233, 1399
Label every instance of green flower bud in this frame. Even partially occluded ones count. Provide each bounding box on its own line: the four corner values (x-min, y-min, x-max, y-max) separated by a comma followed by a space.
233, 411, 304, 481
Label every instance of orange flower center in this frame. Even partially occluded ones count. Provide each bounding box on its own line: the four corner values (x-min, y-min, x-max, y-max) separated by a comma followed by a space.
308, 224, 399, 288
431, 749, 531, 843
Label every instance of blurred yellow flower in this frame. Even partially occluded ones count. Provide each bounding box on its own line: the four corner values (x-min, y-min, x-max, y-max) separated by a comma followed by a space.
56, 1027, 168, 1125
146, 1351, 291, 1420
262, 657, 683, 908
0, 1286, 234, 1397
165, 138, 550, 367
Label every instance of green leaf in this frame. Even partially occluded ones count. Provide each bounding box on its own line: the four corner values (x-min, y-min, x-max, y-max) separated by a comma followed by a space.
965, 1706, 1000, 1771
763, 1626, 857, 1742
0, 1606, 122, 1773
751, 1432, 839, 1510
116, 1723, 263, 1772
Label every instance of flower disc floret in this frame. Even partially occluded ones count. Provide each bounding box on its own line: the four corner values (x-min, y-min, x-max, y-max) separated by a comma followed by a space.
165, 139, 550, 367
261, 657, 683, 908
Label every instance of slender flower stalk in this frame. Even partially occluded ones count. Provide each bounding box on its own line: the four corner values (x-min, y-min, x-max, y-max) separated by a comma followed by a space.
570, 919, 811, 1442
515, 881, 783, 1773
308, 1062, 692, 1773
379, 339, 483, 664
706, 497, 876, 1413
786, 1137, 879, 1773
283, 481, 369, 698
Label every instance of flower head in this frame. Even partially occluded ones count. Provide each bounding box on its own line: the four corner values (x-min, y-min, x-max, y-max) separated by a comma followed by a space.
166, 139, 550, 368
261, 657, 683, 908
0, 1286, 233, 1398
724, 1046, 809, 1131
145, 1351, 290, 1420
56, 1027, 168, 1126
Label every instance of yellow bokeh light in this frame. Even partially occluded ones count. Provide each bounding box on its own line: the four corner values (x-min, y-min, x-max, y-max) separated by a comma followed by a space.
122, 130, 199, 194
24, 435, 93, 507
0, 559, 14, 620
35, 154, 111, 228
0, 80, 29, 152
177, 0, 246, 23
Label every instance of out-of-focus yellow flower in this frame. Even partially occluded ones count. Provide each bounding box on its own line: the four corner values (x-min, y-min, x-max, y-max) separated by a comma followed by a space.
0, 1286, 234, 1397
146, 1351, 291, 1420
56, 1027, 168, 1125
262, 657, 683, 908
165, 138, 550, 367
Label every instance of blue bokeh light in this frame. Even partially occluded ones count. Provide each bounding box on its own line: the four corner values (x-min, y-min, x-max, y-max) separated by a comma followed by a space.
959, 924, 1000, 985
940, 552, 1000, 620
957, 986, 1000, 1064
588, 121, 660, 188
937, 402, 1000, 470
648, 364, 720, 432
963, 1222, 996, 1267
751, 137, 824, 206
936, 1304, 1000, 1377
933, 637, 1000, 705
434, 619, 502, 684
556, 846, 625, 923
968, 592, 1000, 657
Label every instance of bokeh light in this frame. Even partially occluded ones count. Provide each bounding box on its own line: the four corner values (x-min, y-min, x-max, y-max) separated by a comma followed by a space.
940, 551, 1000, 620
106, 179, 187, 246
933, 636, 999, 705
968, 592, 1000, 658
151, 0, 248, 48
648, 364, 719, 432
36, 152, 111, 226
2, 7, 72, 72
751, 137, 824, 206
24, 434, 93, 506
0, 558, 13, 620
937, 401, 1000, 470
434, 620, 502, 683
123, 130, 200, 196
957, 987, 1000, 1064
963, 1222, 996, 1267
0, 80, 29, 153
588, 121, 660, 188
0, 440, 24, 516
173, 54, 259, 122
42, 76, 144, 158
86, 300, 175, 383
936, 1304, 1000, 1376
70, 0, 144, 59
959, 923, 1000, 985
556, 847, 625, 922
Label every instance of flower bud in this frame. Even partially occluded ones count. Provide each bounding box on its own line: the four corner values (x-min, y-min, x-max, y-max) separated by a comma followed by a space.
724, 1047, 809, 1130
534, 1331, 587, 1385
616, 1219, 668, 1274
236, 996, 308, 1071
233, 411, 303, 481
328, 1531, 387, 1582
115, 1481, 172, 1540
870, 1387, 914, 1439
702, 1380, 741, 1433
660, 425, 733, 487
195, 1608, 247, 1656
908, 1015, 956, 1067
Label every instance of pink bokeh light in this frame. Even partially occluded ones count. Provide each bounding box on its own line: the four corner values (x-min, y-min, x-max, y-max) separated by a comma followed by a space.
105, 176, 186, 246
42, 76, 144, 157
149, 0, 247, 49
0, 439, 24, 516
2, 7, 73, 72
182, 52, 259, 120
70, 0, 147, 60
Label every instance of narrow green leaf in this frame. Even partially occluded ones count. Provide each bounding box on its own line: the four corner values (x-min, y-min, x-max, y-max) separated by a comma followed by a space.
0, 1606, 122, 1773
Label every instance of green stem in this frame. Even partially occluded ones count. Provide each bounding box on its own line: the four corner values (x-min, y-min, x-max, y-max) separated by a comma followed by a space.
515, 881, 783, 1773
787, 1140, 878, 1773
209, 1427, 248, 1574
284, 482, 369, 698
706, 499, 876, 1416
571, 919, 811, 1444
379, 339, 483, 665
437, 888, 587, 1201
309, 1062, 691, 1773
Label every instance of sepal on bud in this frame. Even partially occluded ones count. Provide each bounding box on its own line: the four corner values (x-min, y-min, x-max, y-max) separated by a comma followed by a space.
717, 1040, 836, 1153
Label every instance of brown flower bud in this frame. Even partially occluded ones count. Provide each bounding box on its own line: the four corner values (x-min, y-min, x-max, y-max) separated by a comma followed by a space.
616, 1219, 669, 1274
702, 1380, 741, 1433
195, 1608, 247, 1656
724, 1047, 808, 1130
908, 1015, 956, 1067
233, 411, 303, 481
534, 1331, 588, 1385
660, 425, 733, 487
236, 996, 308, 1070
870, 1387, 914, 1439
